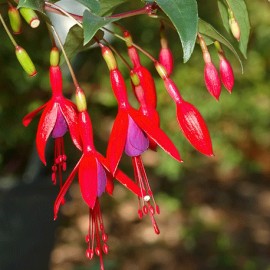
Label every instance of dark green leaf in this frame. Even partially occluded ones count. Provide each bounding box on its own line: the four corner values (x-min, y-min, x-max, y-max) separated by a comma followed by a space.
76, 0, 100, 14
99, 0, 129, 16
155, 0, 198, 63
218, 0, 250, 58
199, 19, 243, 72
83, 10, 118, 45
17, 0, 45, 13
61, 24, 103, 64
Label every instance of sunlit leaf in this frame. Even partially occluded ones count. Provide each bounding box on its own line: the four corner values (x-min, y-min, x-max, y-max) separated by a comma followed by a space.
18, 0, 45, 13
155, 0, 198, 63
76, 0, 100, 14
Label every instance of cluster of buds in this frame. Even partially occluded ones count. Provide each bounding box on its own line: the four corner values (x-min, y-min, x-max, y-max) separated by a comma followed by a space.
198, 34, 235, 100
0, 2, 240, 269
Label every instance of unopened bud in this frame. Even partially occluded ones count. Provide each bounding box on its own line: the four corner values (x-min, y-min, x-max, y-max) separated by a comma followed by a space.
102, 46, 117, 71
123, 31, 133, 47
50, 47, 60, 66
19, 7, 40, 28
130, 71, 140, 87
75, 87, 87, 112
15, 46, 37, 76
154, 62, 168, 80
204, 62, 221, 100
159, 48, 174, 76
8, 6, 22, 34
228, 9, 240, 41
219, 57, 234, 93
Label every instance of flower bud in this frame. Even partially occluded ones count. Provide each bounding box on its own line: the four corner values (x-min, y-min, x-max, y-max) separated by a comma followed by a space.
76, 87, 87, 112
154, 61, 168, 80
159, 48, 174, 76
19, 7, 40, 28
15, 46, 37, 76
101, 46, 117, 71
8, 6, 22, 34
50, 47, 60, 67
219, 57, 234, 93
228, 9, 240, 41
204, 62, 221, 100
176, 101, 213, 156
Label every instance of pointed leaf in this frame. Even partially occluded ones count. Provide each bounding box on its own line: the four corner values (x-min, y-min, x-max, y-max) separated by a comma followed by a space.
199, 19, 243, 72
79, 154, 97, 209
36, 102, 58, 164
99, 0, 129, 16
155, 0, 198, 63
106, 109, 128, 175
54, 156, 82, 220
176, 101, 213, 156
76, 0, 100, 14
83, 10, 118, 45
128, 108, 182, 162
218, 0, 250, 58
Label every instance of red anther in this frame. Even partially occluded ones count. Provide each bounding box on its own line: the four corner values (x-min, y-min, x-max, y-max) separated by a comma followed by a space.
159, 48, 174, 76
86, 248, 94, 259
95, 247, 101, 256
155, 205, 160, 215
62, 162, 67, 171
138, 209, 143, 219
102, 243, 109, 254
204, 62, 221, 100
153, 222, 160, 235
100, 223, 104, 231
219, 57, 234, 93
52, 165, 57, 172
51, 172, 56, 184
62, 155, 67, 161
85, 234, 90, 243
149, 205, 155, 215
143, 205, 148, 215
102, 233, 108, 242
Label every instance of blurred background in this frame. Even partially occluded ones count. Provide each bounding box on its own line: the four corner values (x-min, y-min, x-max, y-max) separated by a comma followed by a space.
0, 0, 269, 269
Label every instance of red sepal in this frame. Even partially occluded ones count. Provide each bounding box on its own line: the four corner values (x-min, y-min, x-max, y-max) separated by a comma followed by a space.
36, 102, 58, 165
79, 154, 98, 209
106, 109, 129, 175
128, 108, 182, 162
22, 102, 48, 127
176, 101, 213, 156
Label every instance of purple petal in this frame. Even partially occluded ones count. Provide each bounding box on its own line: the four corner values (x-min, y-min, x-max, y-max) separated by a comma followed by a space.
97, 160, 107, 197
51, 107, 68, 138
124, 115, 149, 157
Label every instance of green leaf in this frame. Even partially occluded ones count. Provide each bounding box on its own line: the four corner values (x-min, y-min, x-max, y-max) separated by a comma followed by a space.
199, 19, 243, 72
76, 0, 100, 14
61, 24, 103, 64
99, 0, 129, 16
218, 0, 250, 58
83, 10, 118, 45
17, 0, 45, 13
155, 0, 198, 63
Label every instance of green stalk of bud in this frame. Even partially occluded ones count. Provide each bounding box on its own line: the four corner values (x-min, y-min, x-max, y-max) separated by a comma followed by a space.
15, 46, 37, 76
19, 7, 40, 28
8, 6, 22, 34
50, 47, 60, 67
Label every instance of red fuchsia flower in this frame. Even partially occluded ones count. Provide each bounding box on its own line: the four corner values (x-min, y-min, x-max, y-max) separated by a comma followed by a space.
101, 46, 182, 176
54, 109, 144, 268
155, 62, 214, 156
219, 57, 234, 93
23, 65, 81, 187
198, 34, 221, 100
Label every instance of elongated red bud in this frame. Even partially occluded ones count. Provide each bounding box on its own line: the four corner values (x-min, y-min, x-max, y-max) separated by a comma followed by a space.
8, 6, 22, 34
19, 7, 40, 28
101, 46, 117, 71
176, 101, 213, 156
159, 48, 174, 76
50, 47, 60, 67
124, 31, 141, 67
49, 66, 62, 96
204, 62, 221, 100
15, 45, 37, 76
219, 57, 234, 93
228, 9, 240, 41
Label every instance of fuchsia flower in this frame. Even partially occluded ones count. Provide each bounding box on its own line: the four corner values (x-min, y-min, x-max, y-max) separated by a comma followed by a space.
159, 47, 174, 76
54, 109, 144, 267
107, 66, 182, 175
219, 56, 234, 93
23, 65, 81, 186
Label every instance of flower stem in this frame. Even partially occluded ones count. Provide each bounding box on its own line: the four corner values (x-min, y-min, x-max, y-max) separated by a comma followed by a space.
0, 12, 18, 47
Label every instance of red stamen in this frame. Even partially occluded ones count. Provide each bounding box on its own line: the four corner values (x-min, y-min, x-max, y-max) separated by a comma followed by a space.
85, 200, 108, 270
132, 156, 160, 234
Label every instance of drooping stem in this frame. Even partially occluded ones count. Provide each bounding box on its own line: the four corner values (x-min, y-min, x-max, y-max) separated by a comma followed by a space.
0, 13, 17, 47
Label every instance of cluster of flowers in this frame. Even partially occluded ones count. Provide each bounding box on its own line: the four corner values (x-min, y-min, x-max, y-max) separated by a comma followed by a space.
1, 3, 239, 270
